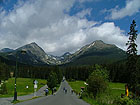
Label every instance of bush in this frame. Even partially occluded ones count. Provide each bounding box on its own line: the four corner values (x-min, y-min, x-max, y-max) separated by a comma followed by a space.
87, 65, 109, 98
47, 71, 57, 89
134, 97, 140, 105
96, 90, 115, 105
114, 97, 136, 105
0, 82, 7, 94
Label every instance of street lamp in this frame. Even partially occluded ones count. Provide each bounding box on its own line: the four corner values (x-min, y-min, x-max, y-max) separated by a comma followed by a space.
14, 49, 26, 101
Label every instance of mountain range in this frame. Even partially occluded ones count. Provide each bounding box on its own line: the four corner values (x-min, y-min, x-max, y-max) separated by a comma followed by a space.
65, 40, 126, 65
0, 40, 127, 65
0, 48, 14, 52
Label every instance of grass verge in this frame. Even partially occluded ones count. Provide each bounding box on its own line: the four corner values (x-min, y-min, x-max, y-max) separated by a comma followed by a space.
68, 81, 86, 93
68, 81, 126, 105
0, 78, 46, 97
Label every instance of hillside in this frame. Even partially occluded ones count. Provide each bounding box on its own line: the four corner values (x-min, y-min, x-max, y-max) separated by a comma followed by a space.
0, 40, 127, 66
63, 40, 127, 65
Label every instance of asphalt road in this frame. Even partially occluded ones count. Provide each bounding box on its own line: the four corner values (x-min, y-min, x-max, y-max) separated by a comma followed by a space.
15, 81, 90, 105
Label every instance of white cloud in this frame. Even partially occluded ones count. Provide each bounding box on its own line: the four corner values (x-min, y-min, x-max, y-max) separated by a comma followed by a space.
106, 0, 140, 20
76, 8, 92, 18
0, 0, 137, 56
86, 22, 128, 50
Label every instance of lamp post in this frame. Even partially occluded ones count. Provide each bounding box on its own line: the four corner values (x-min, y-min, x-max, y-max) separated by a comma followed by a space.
14, 54, 17, 101
14, 50, 26, 101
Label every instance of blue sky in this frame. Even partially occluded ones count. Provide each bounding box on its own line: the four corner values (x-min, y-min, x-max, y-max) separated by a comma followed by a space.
1, 0, 138, 32
0, 0, 140, 55
69, 0, 140, 33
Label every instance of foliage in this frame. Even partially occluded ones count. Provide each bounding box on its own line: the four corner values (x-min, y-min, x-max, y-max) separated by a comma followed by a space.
82, 94, 99, 105
56, 67, 63, 84
134, 97, 140, 105
0, 61, 9, 95
0, 78, 46, 97
0, 82, 7, 94
106, 61, 127, 82
136, 57, 140, 84
126, 20, 138, 92
69, 80, 127, 105
114, 97, 136, 105
63, 65, 93, 81
87, 65, 109, 98
94, 82, 125, 104
68, 81, 86, 93
126, 20, 138, 56
0, 62, 9, 81
47, 71, 57, 89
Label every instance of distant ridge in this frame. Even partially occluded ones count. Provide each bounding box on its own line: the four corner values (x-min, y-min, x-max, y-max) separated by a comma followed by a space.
0, 48, 14, 52
62, 40, 127, 65
0, 40, 127, 65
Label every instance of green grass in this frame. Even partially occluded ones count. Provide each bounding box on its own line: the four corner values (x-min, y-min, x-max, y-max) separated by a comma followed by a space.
68, 81, 86, 93
82, 96, 99, 105
109, 82, 125, 89
69, 81, 125, 97
68, 81, 126, 105
0, 78, 46, 97
109, 82, 125, 97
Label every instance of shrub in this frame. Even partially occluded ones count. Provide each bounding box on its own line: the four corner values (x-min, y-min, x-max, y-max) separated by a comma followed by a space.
114, 97, 136, 105
87, 65, 109, 98
0, 82, 7, 94
47, 71, 57, 89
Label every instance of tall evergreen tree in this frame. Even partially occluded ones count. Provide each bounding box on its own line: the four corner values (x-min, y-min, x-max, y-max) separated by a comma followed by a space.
126, 20, 138, 92
126, 20, 138, 56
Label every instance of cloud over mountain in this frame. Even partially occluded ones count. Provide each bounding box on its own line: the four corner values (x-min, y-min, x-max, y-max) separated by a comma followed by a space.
0, 0, 134, 56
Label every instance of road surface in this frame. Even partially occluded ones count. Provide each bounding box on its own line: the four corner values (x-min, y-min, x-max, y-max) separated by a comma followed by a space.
15, 81, 90, 105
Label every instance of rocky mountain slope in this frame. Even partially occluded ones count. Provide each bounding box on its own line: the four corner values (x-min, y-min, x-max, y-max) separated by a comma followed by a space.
0, 48, 14, 53
0, 42, 60, 65
0, 40, 127, 65
62, 40, 127, 65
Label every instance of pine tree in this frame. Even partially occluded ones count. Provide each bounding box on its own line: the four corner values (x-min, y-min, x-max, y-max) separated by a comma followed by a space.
126, 20, 138, 92
126, 20, 138, 56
